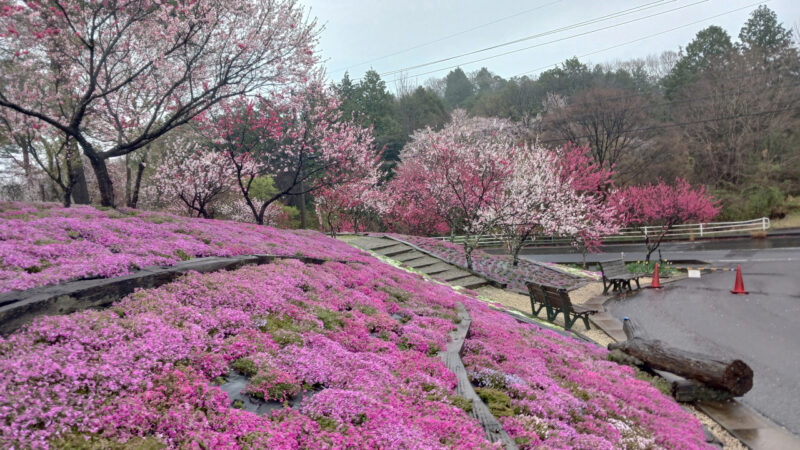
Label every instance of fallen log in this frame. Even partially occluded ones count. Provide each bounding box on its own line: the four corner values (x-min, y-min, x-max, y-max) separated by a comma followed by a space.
609, 338, 753, 396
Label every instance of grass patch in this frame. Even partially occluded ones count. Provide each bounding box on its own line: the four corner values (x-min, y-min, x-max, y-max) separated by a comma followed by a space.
626, 260, 680, 277
475, 387, 514, 417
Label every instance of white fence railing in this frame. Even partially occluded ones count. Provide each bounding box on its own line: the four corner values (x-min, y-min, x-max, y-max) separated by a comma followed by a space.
436, 218, 771, 248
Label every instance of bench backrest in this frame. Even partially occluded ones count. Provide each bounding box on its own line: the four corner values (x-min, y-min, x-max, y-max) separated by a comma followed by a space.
542, 285, 574, 313
599, 259, 629, 277
526, 282, 548, 305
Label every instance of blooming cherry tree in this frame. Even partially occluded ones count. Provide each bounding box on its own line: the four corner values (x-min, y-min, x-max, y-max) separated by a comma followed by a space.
148, 139, 236, 219
611, 178, 720, 261
315, 179, 384, 237
395, 110, 519, 269
487, 145, 618, 266
383, 161, 450, 236
210, 80, 380, 225
0, 0, 319, 207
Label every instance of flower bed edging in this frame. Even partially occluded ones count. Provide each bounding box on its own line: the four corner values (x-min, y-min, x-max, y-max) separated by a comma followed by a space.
440, 302, 517, 449
0, 254, 358, 336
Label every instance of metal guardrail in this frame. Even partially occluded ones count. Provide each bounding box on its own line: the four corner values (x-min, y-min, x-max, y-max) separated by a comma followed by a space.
436, 217, 771, 248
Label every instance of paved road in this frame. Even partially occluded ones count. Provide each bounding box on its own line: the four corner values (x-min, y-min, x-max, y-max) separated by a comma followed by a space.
516, 236, 800, 265
598, 247, 800, 436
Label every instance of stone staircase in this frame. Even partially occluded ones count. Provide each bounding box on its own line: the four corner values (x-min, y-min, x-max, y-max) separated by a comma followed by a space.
348, 236, 489, 290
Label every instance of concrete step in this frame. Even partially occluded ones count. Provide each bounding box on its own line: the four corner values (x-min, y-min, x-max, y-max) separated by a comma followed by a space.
407, 257, 440, 269
435, 269, 473, 282
374, 244, 413, 257
350, 237, 397, 251
419, 262, 452, 275
450, 276, 489, 289
394, 251, 427, 263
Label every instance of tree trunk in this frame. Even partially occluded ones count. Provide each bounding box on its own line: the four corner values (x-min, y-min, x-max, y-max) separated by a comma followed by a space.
125, 154, 132, 207
86, 155, 115, 207
608, 338, 753, 396
299, 190, 307, 228
69, 150, 90, 205
128, 158, 146, 208
464, 242, 474, 270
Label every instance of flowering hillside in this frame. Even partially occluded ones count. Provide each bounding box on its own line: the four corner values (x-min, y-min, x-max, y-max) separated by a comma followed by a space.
393, 234, 583, 292
0, 205, 710, 449
0, 202, 370, 293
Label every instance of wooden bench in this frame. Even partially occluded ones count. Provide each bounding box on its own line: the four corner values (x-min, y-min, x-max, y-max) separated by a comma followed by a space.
525, 282, 596, 330
598, 258, 644, 294
541, 284, 596, 330
526, 282, 550, 318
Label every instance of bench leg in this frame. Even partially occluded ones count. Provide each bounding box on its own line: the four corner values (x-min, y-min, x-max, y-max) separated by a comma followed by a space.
602, 279, 611, 295
581, 315, 591, 330
634, 278, 640, 290
563, 313, 574, 330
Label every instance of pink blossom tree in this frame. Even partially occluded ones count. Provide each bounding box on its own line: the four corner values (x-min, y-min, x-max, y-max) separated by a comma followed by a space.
315, 179, 384, 237
209, 80, 380, 225
395, 110, 520, 269
382, 161, 450, 236
147, 138, 236, 219
0, 0, 319, 207
611, 178, 720, 261
555, 143, 620, 264
486, 145, 620, 267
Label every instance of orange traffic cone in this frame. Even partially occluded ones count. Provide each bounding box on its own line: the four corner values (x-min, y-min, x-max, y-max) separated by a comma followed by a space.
648, 263, 662, 289
731, 264, 748, 295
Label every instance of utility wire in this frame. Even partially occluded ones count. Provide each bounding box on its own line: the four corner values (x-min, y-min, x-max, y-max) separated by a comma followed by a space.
516, 1, 769, 78
384, 1, 765, 85
378, 0, 700, 78
329, 0, 564, 75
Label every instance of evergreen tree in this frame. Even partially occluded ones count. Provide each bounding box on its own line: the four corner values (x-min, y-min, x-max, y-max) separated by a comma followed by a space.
444, 68, 475, 108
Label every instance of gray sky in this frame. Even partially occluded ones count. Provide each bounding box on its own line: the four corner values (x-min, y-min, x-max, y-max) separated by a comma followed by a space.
303, 0, 800, 89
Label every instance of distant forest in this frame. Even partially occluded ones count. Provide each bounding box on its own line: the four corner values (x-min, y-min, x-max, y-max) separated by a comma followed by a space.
335, 6, 799, 220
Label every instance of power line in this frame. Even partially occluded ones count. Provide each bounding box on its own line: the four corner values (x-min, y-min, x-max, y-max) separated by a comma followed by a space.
328, 0, 563, 76
536, 105, 799, 144
377, 0, 702, 79
384, 1, 765, 85
516, 1, 769, 78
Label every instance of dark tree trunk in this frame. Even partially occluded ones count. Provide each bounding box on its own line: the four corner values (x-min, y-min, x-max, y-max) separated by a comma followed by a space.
69, 150, 90, 205
299, 188, 307, 229
608, 338, 753, 396
86, 155, 115, 207
128, 158, 146, 208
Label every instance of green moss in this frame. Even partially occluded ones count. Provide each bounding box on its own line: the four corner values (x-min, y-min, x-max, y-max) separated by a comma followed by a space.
634, 369, 672, 397
270, 330, 304, 347
50, 433, 164, 449
426, 344, 441, 357
475, 388, 514, 417
377, 285, 412, 303
66, 230, 81, 239
212, 376, 226, 385
231, 357, 258, 377
174, 249, 191, 261
357, 305, 378, 316
314, 308, 344, 330
258, 314, 309, 334
313, 416, 339, 432
450, 395, 473, 413
232, 399, 244, 409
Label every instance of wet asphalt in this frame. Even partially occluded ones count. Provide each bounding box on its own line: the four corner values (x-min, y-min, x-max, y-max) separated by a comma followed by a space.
532, 241, 800, 436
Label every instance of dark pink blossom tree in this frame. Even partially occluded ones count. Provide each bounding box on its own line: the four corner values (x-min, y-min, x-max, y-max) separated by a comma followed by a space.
0, 0, 319, 207
210, 81, 380, 225
383, 161, 450, 236
611, 178, 720, 261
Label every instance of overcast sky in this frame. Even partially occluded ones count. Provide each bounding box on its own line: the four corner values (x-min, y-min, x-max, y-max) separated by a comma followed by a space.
302, 0, 799, 90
